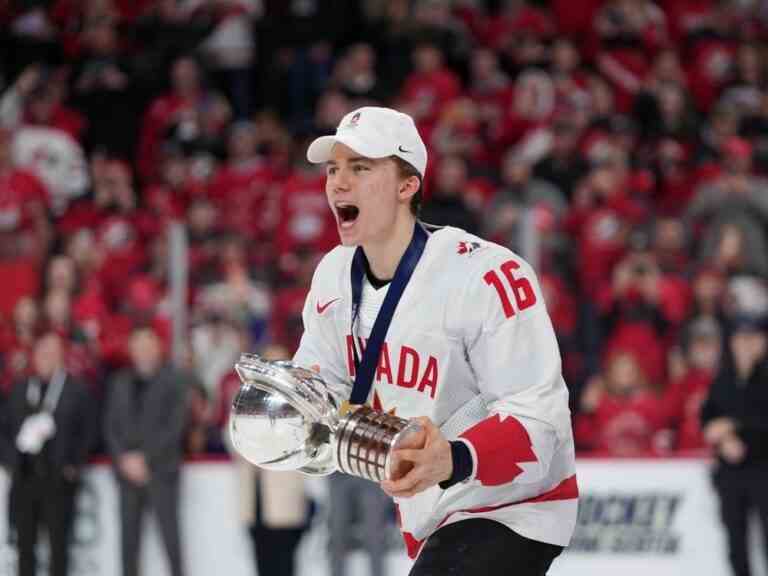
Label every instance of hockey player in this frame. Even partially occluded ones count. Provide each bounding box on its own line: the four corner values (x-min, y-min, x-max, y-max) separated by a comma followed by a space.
294, 106, 577, 575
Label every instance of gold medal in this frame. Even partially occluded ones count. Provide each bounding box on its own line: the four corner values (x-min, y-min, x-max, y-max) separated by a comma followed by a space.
339, 400, 363, 417
339, 400, 368, 418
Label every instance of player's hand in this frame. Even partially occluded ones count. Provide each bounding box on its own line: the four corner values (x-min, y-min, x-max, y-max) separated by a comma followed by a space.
381, 417, 452, 498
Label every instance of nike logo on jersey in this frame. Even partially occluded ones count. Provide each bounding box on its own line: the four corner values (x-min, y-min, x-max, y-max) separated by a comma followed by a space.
316, 298, 340, 314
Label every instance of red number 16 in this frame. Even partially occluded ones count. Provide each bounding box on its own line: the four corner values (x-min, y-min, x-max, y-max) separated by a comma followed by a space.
483, 260, 537, 318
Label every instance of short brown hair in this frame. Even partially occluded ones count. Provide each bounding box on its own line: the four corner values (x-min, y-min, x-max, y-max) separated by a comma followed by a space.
391, 156, 423, 216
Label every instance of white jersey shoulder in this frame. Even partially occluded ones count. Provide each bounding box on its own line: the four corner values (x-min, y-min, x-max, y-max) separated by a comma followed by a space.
310, 244, 355, 293
424, 226, 545, 336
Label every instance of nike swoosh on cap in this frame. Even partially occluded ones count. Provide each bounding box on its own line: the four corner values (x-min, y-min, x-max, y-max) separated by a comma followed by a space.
398, 145, 412, 153
316, 298, 340, 314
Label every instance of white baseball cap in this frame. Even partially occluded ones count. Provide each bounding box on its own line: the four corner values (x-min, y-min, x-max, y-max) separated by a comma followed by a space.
306, 106, 428, 177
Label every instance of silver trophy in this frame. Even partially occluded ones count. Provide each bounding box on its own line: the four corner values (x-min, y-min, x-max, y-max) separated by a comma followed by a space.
229, 353, 423, 482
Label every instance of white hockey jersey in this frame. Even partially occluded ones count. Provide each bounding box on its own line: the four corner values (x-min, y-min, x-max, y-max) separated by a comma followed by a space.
293, 225, 578, 558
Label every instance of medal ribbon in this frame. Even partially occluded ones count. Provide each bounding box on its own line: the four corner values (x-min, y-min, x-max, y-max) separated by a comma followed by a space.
348, 221, 428, 406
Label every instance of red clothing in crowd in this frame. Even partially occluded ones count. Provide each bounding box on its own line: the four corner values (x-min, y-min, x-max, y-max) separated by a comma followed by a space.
274, 171, 338, 258
603, 324, 668, 389
661, 0, 716, 45
656, 168, 697, 217
575, 390, 667, 455
137, 93, 196, 182
71, 276, 110, 343
0, 168, 48, 233
686, 37, 735, 113
25, 105, 87, 143
142, 184, 191, 230
270, 285, 308, 353
662, 367, 713, 451
564, 193, 647, 298
95, 212, 155, 302
399, 68, 462, 143
58, 200, 155, 307
207, 160, 275, 244
483, 6, 554, 51
551, 0, 602, 38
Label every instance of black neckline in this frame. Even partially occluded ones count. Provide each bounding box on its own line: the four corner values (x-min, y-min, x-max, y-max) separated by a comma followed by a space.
362, 256, 391, 289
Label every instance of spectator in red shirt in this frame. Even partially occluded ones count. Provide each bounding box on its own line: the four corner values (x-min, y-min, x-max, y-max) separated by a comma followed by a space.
597, 242, 682, 369
575, 347, 667, 455
59, 228, 110, 346
488, 69, 555, 163
652, 214, 691, 274
140, 144, 202, 230
563, 150, 647, 297
550, 37, 590, 111
592, 0, 667, 112
0, 65, 87, 142
681, 4, 738, 113
90, 161, 154, 305
0, 128, 50, 261
664, 315, 722, 452
467, 47, 513, 131
398, 40, 461, 142
274, 158, 338, 265
28, 72, 85, 140
207, 121, 276, 247
651, 138, 697, 216
485, 1, 553, 73
137, 55, 211, 182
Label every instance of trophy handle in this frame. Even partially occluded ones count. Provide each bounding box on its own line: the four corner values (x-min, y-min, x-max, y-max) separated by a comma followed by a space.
334, 407, 427, 483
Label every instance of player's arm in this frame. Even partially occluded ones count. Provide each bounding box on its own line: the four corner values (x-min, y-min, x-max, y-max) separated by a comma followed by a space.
452, 252, 569, 488
382, 251, 569, 497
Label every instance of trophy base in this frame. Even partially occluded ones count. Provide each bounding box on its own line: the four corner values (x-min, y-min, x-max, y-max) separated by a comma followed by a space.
335, 406, 423, 483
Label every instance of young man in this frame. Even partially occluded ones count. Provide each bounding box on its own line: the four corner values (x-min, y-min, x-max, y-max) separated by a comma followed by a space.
294, 107, 577, 575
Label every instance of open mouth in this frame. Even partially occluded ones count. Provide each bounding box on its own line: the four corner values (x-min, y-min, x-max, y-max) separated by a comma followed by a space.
336, 203, 360, 228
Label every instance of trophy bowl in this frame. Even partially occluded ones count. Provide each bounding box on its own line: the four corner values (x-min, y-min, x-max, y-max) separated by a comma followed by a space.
230, 354, 338, 475
230, 354, 424, 482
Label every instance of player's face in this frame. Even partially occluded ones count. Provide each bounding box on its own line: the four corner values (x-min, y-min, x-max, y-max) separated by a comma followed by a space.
325, 143, 402, 246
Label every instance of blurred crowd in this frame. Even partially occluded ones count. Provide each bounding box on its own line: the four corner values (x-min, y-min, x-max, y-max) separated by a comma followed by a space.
1, 0, 768, 466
